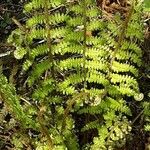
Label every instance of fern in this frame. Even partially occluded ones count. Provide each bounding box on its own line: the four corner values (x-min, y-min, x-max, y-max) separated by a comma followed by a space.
7, 0, 144, 149
8, 0, 79, 149
0, 74, 35, 128
143, 101, 150, 131
60, 0, 143, 149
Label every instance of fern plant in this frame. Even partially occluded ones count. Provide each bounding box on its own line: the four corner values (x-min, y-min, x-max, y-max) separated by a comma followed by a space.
58, 0, 143, 149
8, 0, 79, 149
0, 74, 35, 128
5, 0, 144, 149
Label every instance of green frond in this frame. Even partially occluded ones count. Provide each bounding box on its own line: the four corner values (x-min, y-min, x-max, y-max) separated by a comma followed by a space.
81, 120, 100, 132
51, 27, 69, 39
52, 42, 82, 55
24, 0, 64, 12
67, 17, 83, 27
112, 61, 138, 76
86, 71, 109, 86
58, 73, 84, 95
108, 85, 138, 97
145, 125, 150, 131
59, 58, 83, 70
27, 59, 52, 86
86, 47, 108, 59
26, 15, 46, 27
86, 37, 105, 45
100, 33, 116, 48
27, 28, 46, 42
27, 27, 68, 42
127, 20, 143, 39
70, 5, 83, 15
115, 50, 142, 66
87, 20, 105, 31
26, 13, 68, 27
59, 58, 108, 71
110, 73, 138, 88
78, 97, 130, 115
30, 44, 49, 59
24, 0, 48, 12
23, 59, 33, 71
105, 97, 131, 115
143, 102, 150, 131
121, 41, 142, 56
0, 75, 35, 128
32, 78, 55, 99
85, 60, 108, 71
65, 31, 84, 41
84, 89, 105, 97
14, 46, 27, 59
86, 8, 100, 18
8, 29, 24, 46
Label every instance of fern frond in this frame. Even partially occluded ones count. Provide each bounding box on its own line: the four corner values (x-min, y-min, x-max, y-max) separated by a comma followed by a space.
27, 59, 53, 86
81, 120, 101, 132
26, 13, 68, 27
24, 0, 64, 12
110, 73, 138, 88
0, 75, 35, 128
115, 50, 142, 66
112, 61, 138, 76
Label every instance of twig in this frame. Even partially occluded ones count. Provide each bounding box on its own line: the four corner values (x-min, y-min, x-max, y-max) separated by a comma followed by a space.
20, 97, 31, 105
132, 109, 144, 124
12, 17, 26, 32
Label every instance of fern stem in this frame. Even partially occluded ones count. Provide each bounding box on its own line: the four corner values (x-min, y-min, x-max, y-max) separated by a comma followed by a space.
82, 0, 87, 89
38, 1, 54, 149
44, 0, 55, 78
105, 0, 135, 92
102, 1, 135, 101
61, 92, 89, 133
111, 0, 134, 64
38, 106, 54, 150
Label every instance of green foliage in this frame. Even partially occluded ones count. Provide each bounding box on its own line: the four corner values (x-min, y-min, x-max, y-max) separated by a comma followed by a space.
4, 0, 146, 149
143, 101, 150, 131
0, 74, 35, 128
144, 0, 150, 11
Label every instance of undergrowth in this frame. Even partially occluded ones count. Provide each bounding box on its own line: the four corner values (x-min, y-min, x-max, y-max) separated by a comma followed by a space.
0, 0, 149, 150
